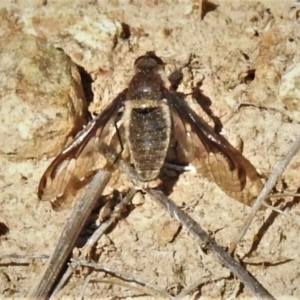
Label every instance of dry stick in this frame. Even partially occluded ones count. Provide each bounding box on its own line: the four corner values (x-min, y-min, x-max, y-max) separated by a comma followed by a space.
267, 192, 300, 198
0, 254, 49, 260
50, 268, 73, 300
70, 259, 175, 299
78, 273, 93, 300
146, 189, 275, 300
230, 135, 300, 253
53, 188, 174, 299
82, 187, 137, 252
56, 277, 171, 300
49, 148, 140, 299
174, 275, 227, 300
50, 188, 137, 298
116, 158, 275, 299
27, 170, 111, 300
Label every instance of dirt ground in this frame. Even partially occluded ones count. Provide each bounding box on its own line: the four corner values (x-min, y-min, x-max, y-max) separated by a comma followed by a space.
1, 0, 300, 299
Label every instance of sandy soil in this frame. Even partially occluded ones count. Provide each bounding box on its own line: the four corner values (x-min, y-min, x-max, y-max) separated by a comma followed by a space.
1, 0, 300, 299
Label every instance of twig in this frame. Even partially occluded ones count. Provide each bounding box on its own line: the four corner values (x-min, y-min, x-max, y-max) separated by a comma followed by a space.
262, 202, 300, 225
174, 275, 226, 300
230, 135, 300, 253
70, 259, 175, 299
49, 267, 73, 300
267, 192, 300, 198
85, 151, 274, 299
78, 273, 92, 300
50, 188, 137, 298
146, 189, 275, 300
47, 146, 138, 299
27, 170, 111, 300
82, 188, 137, 251
0, 254, 49, 260
55, 277, 168, 299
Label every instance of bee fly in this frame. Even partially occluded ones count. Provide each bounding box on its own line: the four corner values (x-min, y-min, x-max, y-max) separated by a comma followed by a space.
38, 52, 263, 209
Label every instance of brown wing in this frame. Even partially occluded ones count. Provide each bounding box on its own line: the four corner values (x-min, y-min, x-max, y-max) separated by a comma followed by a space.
165, 90, 263, 205
38, 90, 127, 209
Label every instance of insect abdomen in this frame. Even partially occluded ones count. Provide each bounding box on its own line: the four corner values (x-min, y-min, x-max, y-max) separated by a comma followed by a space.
125, 100, 171, 181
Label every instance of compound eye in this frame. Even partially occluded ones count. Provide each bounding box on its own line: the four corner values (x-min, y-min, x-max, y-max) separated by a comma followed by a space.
134, 52, 164, 72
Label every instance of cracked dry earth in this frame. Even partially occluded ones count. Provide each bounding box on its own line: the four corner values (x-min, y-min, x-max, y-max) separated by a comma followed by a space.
1, 0, 300, 299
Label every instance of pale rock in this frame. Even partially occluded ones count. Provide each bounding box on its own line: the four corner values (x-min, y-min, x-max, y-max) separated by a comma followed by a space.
0, 34, 87, 160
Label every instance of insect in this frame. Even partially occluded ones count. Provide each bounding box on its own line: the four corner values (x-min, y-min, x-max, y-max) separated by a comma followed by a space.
38, 52, 263, 209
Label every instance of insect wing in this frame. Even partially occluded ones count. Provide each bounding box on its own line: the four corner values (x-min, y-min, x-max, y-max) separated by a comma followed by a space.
38, 91, 126, 208
165, 90, 263, 205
